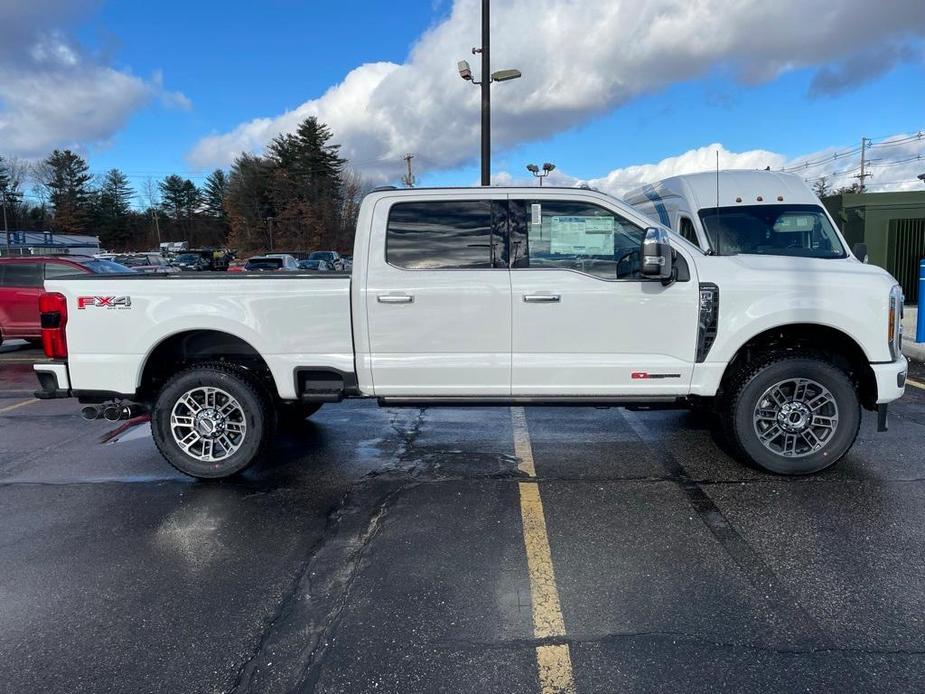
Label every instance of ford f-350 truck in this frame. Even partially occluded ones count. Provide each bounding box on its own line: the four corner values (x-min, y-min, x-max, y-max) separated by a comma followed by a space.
34, 184, 907, 478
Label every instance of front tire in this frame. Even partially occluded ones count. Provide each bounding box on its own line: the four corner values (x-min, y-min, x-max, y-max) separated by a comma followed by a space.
152, 363, 274, 479
725, 356, 861, 475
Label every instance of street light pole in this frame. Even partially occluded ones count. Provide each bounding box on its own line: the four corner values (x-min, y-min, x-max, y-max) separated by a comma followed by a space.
480, 0, 491, 186
458, 1, 520, 187
526, 163, 556, 186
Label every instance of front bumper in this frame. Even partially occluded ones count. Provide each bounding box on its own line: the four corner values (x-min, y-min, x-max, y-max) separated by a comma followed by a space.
871, 356, 907, 405
33, 362, 71, 399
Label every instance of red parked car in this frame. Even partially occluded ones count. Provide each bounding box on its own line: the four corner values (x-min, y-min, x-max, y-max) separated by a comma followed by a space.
0, 255, 133, 347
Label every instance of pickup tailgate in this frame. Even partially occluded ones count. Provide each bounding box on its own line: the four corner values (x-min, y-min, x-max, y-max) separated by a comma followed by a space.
45, 274, 354, 400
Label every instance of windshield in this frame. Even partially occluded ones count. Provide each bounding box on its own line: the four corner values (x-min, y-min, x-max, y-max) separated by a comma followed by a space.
176, 254, 199, 263
115, 255, 149, 267
246, 258, 283, 270
308, 252, 335, 261
698, 204, 845, 258
300, 260, 321, 269
79, 259, 134, 273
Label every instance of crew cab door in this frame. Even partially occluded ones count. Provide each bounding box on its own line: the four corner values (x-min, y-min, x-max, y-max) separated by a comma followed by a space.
364, 194, 511, 396
508, 195, 700, 396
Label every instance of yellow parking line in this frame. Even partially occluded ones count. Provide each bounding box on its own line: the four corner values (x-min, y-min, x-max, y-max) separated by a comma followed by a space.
906, 377, 925, 392
0, 398, 37, 414
511, 407, 576, 694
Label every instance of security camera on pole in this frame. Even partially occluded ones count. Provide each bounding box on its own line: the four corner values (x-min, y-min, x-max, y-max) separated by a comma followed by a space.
457, 0, 521, 186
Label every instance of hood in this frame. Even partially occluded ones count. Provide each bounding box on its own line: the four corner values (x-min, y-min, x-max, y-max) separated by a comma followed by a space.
722, 254, 897, 283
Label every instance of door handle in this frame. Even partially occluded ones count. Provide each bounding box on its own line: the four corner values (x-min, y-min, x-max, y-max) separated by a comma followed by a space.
523, 294, 560, 303
377, 294, 414, 304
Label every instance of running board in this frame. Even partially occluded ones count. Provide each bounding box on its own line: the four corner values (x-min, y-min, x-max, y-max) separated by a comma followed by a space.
377, 396, 682, 408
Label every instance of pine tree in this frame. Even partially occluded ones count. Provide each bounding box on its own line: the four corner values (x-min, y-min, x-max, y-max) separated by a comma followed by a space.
96, 169, 135, 249
40, 149, 93, 233
225, 153, 275, 253
203, 169, 229, 219
265, 116, 346, 250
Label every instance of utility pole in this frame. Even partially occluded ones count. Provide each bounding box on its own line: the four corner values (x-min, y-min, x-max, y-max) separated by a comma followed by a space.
151, 209, 161, 246
2, 194, 8, 252
266, 216, 275, 252
401, 154, 416, 188
856, 137, 872, 192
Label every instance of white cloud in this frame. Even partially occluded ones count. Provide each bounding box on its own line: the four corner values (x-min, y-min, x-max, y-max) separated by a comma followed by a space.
493, 131, 925, 197
188, 0, 925, 181
0, 4, 190, 158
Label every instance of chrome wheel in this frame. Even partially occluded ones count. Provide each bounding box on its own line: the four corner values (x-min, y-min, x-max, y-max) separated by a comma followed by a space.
170, 386, 247, 462
753, 378, 839, 458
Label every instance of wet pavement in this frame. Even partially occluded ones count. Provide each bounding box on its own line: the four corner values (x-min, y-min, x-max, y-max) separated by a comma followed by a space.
2, 340, 924, 693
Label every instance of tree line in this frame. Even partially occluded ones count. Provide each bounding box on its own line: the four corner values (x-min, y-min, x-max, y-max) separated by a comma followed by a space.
0, 117, 368, 255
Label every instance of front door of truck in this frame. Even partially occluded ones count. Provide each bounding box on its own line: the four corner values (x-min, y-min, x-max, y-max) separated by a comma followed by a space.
365, 195, 511, 396
507, 196, 700, 397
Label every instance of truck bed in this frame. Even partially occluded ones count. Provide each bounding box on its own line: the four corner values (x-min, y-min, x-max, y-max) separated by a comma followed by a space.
46, 272, 354, 400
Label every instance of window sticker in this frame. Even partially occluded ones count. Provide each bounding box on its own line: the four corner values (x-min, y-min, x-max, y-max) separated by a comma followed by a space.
531, 203, 542, 225
549, 216, 615, 255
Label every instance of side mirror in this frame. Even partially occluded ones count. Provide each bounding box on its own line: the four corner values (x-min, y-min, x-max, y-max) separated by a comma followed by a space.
852, 242, 869, 263
641, 227, 673, 281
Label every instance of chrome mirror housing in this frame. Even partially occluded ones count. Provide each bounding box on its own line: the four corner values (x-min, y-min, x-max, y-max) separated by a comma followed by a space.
641, 227, 673, 281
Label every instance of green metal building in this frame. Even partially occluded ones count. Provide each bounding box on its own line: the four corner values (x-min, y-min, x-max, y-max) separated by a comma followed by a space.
823, 190, 925, 303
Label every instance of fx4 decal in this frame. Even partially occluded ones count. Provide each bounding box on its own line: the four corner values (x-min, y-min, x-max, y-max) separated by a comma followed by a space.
631, 371, 681, 380
77, 296, 132, 310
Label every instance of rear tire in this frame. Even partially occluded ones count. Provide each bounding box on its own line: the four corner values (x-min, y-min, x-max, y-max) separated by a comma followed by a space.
724, 355, 861, 475
151, 362, 274, 479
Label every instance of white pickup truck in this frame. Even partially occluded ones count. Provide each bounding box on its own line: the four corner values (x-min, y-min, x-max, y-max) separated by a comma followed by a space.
34, 185, 906, 478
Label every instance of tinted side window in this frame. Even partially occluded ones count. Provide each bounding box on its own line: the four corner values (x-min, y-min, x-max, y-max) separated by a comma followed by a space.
386, 200, 500, 270
679, 217, 698, 245
511, 200, 645, 280
45, 262, 83, 279
0, 263, 43, 287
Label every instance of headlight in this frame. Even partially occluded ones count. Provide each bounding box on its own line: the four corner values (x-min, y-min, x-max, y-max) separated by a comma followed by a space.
888, 284, 904, 361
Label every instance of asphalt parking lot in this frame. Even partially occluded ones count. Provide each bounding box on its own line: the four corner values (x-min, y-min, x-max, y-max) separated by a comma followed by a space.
2, 341, 925, 693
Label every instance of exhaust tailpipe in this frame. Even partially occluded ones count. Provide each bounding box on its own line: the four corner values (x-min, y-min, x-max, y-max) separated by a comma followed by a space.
102, 405, 123, 422
81, 405, 102, 420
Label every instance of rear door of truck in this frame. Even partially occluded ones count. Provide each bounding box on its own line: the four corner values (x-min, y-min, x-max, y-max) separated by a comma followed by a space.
363, 191, 511, 397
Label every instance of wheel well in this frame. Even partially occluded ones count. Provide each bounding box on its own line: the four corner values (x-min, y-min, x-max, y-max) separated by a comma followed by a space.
138, 330, 275, 402
718, 324, 877, 410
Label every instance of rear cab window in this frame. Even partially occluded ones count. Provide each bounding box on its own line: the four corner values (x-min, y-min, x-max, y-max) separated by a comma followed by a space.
246, 258, 284, 270
0, 262, 43, 287
386, 200, 504, 269
45, 262, 85, 279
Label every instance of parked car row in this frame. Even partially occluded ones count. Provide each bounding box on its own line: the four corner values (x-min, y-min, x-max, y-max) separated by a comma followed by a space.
227, 252, 349, 273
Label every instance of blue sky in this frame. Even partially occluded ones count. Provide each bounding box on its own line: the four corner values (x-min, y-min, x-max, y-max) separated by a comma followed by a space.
3, 1, 925, 195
